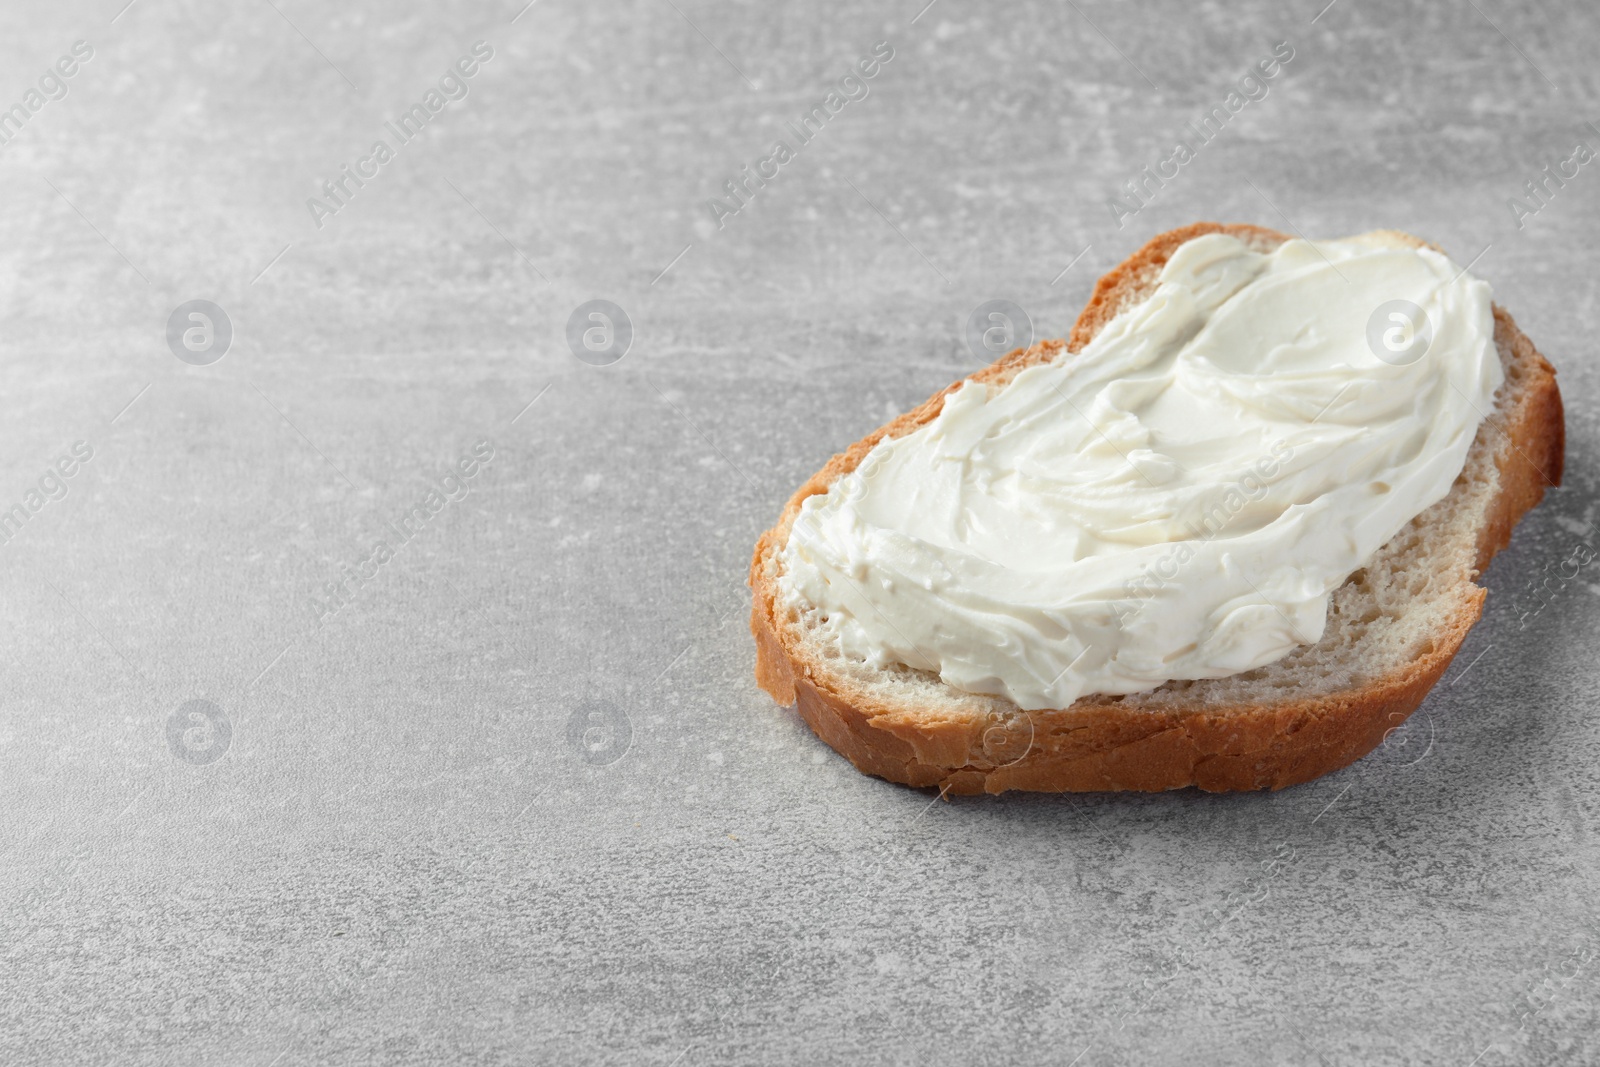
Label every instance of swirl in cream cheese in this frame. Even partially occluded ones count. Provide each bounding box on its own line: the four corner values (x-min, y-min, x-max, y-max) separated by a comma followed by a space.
776, 233, 1503, 711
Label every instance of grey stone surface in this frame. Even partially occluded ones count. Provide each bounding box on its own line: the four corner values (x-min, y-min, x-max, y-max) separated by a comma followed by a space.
0, 0, 1597, 1063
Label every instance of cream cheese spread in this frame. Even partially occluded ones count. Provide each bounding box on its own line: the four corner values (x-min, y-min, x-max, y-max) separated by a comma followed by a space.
776, 233, 1503, 711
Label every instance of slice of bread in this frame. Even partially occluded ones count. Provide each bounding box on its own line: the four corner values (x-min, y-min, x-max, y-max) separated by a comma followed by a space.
749, 222, 1565, 794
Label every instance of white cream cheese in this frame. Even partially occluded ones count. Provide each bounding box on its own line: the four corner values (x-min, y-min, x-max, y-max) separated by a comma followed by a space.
777, 233, 1503, 711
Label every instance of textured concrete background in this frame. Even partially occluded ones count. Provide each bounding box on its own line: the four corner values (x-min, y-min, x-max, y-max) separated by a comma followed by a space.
0, 0, 1597, 1063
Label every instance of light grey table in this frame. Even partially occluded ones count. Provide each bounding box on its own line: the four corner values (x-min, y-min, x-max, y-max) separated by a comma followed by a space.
1, 0, 1596, 1064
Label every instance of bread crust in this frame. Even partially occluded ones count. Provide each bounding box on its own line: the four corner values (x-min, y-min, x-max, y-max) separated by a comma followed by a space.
749, 223, 1565, 794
